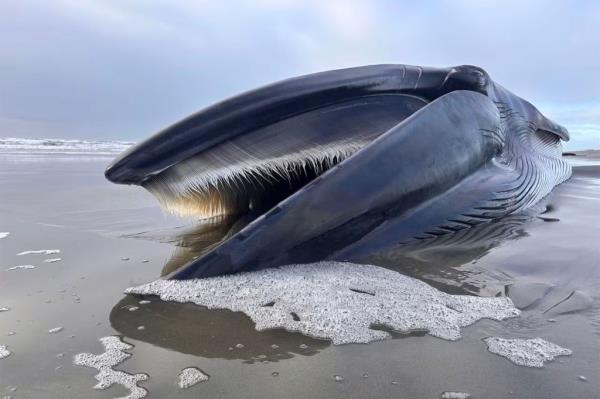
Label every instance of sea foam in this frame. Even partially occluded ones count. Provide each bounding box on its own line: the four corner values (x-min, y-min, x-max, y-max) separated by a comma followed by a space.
177, 367, 209, 388
0, 345, 11, 359
5, 265, 36, 271
484, 337, 572, 368
74, 336, 148, 399
126, 262, 520, 345
17, 249, 60, 256
441, 392, 471, 399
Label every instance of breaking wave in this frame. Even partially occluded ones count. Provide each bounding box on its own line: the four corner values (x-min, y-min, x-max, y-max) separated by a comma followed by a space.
0, 137, 134, 155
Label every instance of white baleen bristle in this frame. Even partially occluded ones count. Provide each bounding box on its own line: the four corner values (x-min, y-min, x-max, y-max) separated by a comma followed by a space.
144, 140, 368, 219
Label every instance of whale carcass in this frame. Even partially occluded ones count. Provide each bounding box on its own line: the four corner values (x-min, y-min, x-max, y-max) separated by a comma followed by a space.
105, 64, 571, 279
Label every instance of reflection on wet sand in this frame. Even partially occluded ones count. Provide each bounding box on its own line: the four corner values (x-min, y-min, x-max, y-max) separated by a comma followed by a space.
357, 213, 536, 295
128, 206, 539, 291
110, 295, 329, 363
125, 213, 259, 277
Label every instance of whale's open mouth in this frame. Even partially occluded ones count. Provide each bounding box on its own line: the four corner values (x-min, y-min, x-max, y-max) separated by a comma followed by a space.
105, 64, 439, 220
143, 138, 369, 218
122, 89, 429, 219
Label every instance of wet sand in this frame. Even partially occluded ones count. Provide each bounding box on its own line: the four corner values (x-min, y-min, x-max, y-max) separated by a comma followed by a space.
1, 152, 599, 398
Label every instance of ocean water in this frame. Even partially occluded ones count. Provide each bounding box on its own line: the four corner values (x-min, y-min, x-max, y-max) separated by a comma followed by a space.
0, 137, 134, 155
0, 145, 599, 398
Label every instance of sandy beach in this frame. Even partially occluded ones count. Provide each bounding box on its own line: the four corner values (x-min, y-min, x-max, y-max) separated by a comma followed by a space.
1, 149, 599, 398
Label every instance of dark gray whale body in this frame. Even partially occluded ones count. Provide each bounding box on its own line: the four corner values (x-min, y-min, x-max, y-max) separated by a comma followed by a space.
105, 64, 571, 279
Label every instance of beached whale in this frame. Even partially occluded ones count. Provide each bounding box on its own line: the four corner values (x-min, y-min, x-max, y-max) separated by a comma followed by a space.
105, 64, 571, 279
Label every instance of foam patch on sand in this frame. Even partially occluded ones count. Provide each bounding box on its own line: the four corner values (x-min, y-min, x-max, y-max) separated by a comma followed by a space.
74, 336, 148, 399
484, 337, 572, 368
0, 232, 9, 239
178, 367, 209, 388
0, 345, 11, 359
17, 249, 60, 255
441, 393, 471, 399
5, 265, 36, 271
126, 262, 520, 345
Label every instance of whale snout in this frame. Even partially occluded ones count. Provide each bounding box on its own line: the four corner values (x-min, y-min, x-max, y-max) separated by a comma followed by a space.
105, 154, 148, 185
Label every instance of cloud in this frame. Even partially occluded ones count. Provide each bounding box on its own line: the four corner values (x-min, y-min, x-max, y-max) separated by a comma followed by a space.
0, 0, 599, 148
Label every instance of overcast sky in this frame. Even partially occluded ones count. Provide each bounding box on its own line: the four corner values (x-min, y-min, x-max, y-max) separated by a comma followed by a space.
1, 0, 599, 149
